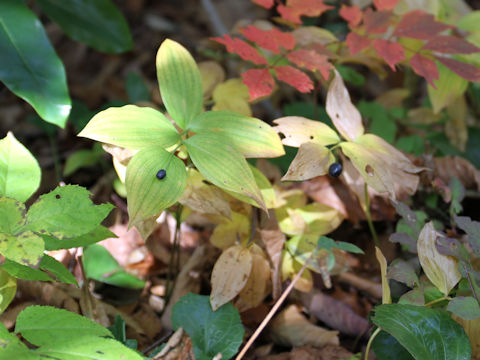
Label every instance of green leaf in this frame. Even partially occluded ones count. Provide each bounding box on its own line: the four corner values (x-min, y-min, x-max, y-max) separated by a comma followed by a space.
172, 293, 244, 360
126, 71, 150, 103
126, 147, 187, 227
396, 135, 425, 156
63, 144, 103, 177
83, 244, 145, 289
185, 133, 265, 210
190, 111, 284, 158
108, 315, 127, 343
0, 231, 44, 267
23, 185, 114, 239
1, 259, 53, 282
372, 330, 414, 360
42, 225, 115, 251
37, 0, 132, 54
0, 132, 41, 202
358, 101, 397, 144
39, 255, 77, 285
78, 105, 180, 150
336, 65, 366, 86
428, 62, 468, 113
0, 197, 26, 234
372, 304, 472, 360
0, 267, 17, 314
0, 322, 37, 359
0, 0, 71, 127
447, 296, 480, 320
156, 39, 203, 129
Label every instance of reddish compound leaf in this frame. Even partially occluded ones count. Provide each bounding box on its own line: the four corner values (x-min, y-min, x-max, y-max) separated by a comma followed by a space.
373, 39, 405, 71
339, 5, 363, 27
274, 66, 314, 93
435, 56, 480, 82
423, 36, 480, 55
410, 53, 439, 87
364, 8, 392, 34
212, 35, 268, 65
374, 0, 399, 10
252, 0, 274, 9
286, 49, 333, 80
346, 32, 371, 55
394, 10, 453, 40
242, 68, 275, 101
277, 0, 333, 25
240, 25, 296, 54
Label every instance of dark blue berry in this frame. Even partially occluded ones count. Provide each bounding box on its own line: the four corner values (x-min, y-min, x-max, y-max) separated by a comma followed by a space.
328, 163, 342, 177
156, 169, 167, 180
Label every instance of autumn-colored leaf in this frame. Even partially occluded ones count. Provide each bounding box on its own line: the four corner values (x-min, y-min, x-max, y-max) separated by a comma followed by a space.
277, 0, 333, 25
374, 0, 399, 10
275, 66, 314, 93
286, 49, 333, 80
252, 0, 274, 9
409, 53, 439, 87
241, 68, 275, 101
211, 35, 268, 65
394, 10, 453, 40
238, 245, 271, 309
240, 25, 295, 54
364, 8, 392, 34
346, 32, 371, 55
435, 56, 480, 82
373, 39, 405, 71
273, 116, 340, 147
423, 36, 480, 54
375, 247, 392, 304
339, 5, 362, 27
281, 142, 334, 181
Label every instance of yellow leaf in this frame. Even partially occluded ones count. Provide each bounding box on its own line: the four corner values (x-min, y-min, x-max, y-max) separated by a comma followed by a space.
428, 61, 468, 113
281, 250, 313, 292
210, 212, 250, 249
212, 78, 251, 117
273, 116, 340, 147
407, 107, 443, 125
453, 315, 480, 360
239, 245, 271, 309
417, 222, 461, 296
282, 142, 334, 181
375, 247, 391, 304
198, 61, 225, 100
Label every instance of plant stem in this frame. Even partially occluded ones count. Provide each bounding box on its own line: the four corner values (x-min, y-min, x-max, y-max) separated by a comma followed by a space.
364, 183, 379, 247
464, 263, 480, 305
424, 296, 451, 307
165, 206, 183, 304
364, 327, 381, 360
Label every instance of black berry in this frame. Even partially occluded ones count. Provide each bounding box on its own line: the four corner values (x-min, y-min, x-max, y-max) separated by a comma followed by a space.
156, 169, 167, 180
328, 163, 342, 178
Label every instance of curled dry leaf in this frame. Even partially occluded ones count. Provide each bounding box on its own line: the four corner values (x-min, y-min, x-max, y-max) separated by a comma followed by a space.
375, 246, 392, 304
210, 244, 253, 311
198, 61, 225, 100
281, 142, 335, 181
326, 70, 364, 141
273, 116, 340, 147
417, 222, 461, 296
432, 156, 480, 190
270, 305, 339, 348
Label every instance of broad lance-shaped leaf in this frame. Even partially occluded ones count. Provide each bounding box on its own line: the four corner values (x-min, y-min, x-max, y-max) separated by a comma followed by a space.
0, 0, 71, 127
78, 105, 180, 150
0, 197, 26, 234
37, 0, 132, 53
185, 133, 266, 210
273, 116, 340, 147
0, 132, 41, 202
372, 304, 472, 360
189, 111, 284, 158
156, 39, 203, 129
126, 146, 187, 228
0, 231, 44, 267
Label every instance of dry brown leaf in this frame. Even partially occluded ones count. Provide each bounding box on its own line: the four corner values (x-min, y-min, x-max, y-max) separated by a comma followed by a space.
260, 344, 354, 360
407, 107, 443, 125
446, 95, 468, 151
269, 305, 339, 347
210, 244, 253, 311
375, 246, 392, 304
198, 61, 225, 100
153, 327, 195, 360
453, 316, 480, 360
432, 156, 480, 190
326, 69, 364, 141
417, 222, 461, 296
273, 116, 340, 147
281, 142, 334, 181
375, 88, 410, 108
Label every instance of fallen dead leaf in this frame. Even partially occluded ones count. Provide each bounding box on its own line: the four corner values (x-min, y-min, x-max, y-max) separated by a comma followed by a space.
431, 156, 480, 190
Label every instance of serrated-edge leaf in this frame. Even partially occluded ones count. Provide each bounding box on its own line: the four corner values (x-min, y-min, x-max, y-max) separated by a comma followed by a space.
0, 197, 26, 234
0, 322, 35, 359
0, 231, 44, 267
42, 225, 115, 251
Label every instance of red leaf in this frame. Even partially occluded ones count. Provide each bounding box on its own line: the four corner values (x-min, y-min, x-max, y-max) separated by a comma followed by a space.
409, 53, 438, 87
346, 32, 371, 55
240, 25, 296, 54
212, 35, 268, 65
242, 69, 275, 101
339, 5, 363, 27
394, 10, 453, 40
423, 36, 480, 54
373, 39, 405, 71
275, 66, 314, 93
364, 8, 392, 34
251, 0, 274, 9
435, 56, 480, 82
286, 49, 333, 80
277, 0, 333, 25
374, 0, 399, 10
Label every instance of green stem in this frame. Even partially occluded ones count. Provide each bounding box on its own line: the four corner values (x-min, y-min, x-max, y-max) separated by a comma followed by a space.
364, 183, 379, 247
425, 296, 451, 307
364, 327, 381, 360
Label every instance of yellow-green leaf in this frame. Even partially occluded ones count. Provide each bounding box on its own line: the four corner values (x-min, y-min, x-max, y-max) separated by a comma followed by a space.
78, 105, 179, 150
210, 211, 250, 249
428, 61, 468, 113
282, 142, 334, 181
126, 147, 187, 229
190, 111, 284, 158
212, 78, 251, 117
375, 246, 392, 304
0, 231, 44, 267
0, 267, 16, 314
273, 116, 340, 147
156, 39, 203, 129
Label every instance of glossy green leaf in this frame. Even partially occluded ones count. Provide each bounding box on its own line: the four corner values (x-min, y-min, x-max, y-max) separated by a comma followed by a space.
0, 197, 26, 234
447, 297, 480, 320
172, 293, 244, 360
37, 0, 132, 54
42, 225, 115, 251
126, 147, 187, 227
190, 111, 284, 158
0, 322, 37, 360
0, 132, 41, 202
0, 267, 17, 314
83, 244, 145, 289
185, 133, 265, 210
156, 39, 203, 129
79, 105, 180, 150
0, 231, 44, 267
372, 304, 472, 360
39, 255, 77, 285
1, 259, 53, 282
0, 0, 71, 127
428, 62, 468, 113
24, 185, 114, 239
372, 330, 414, 360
